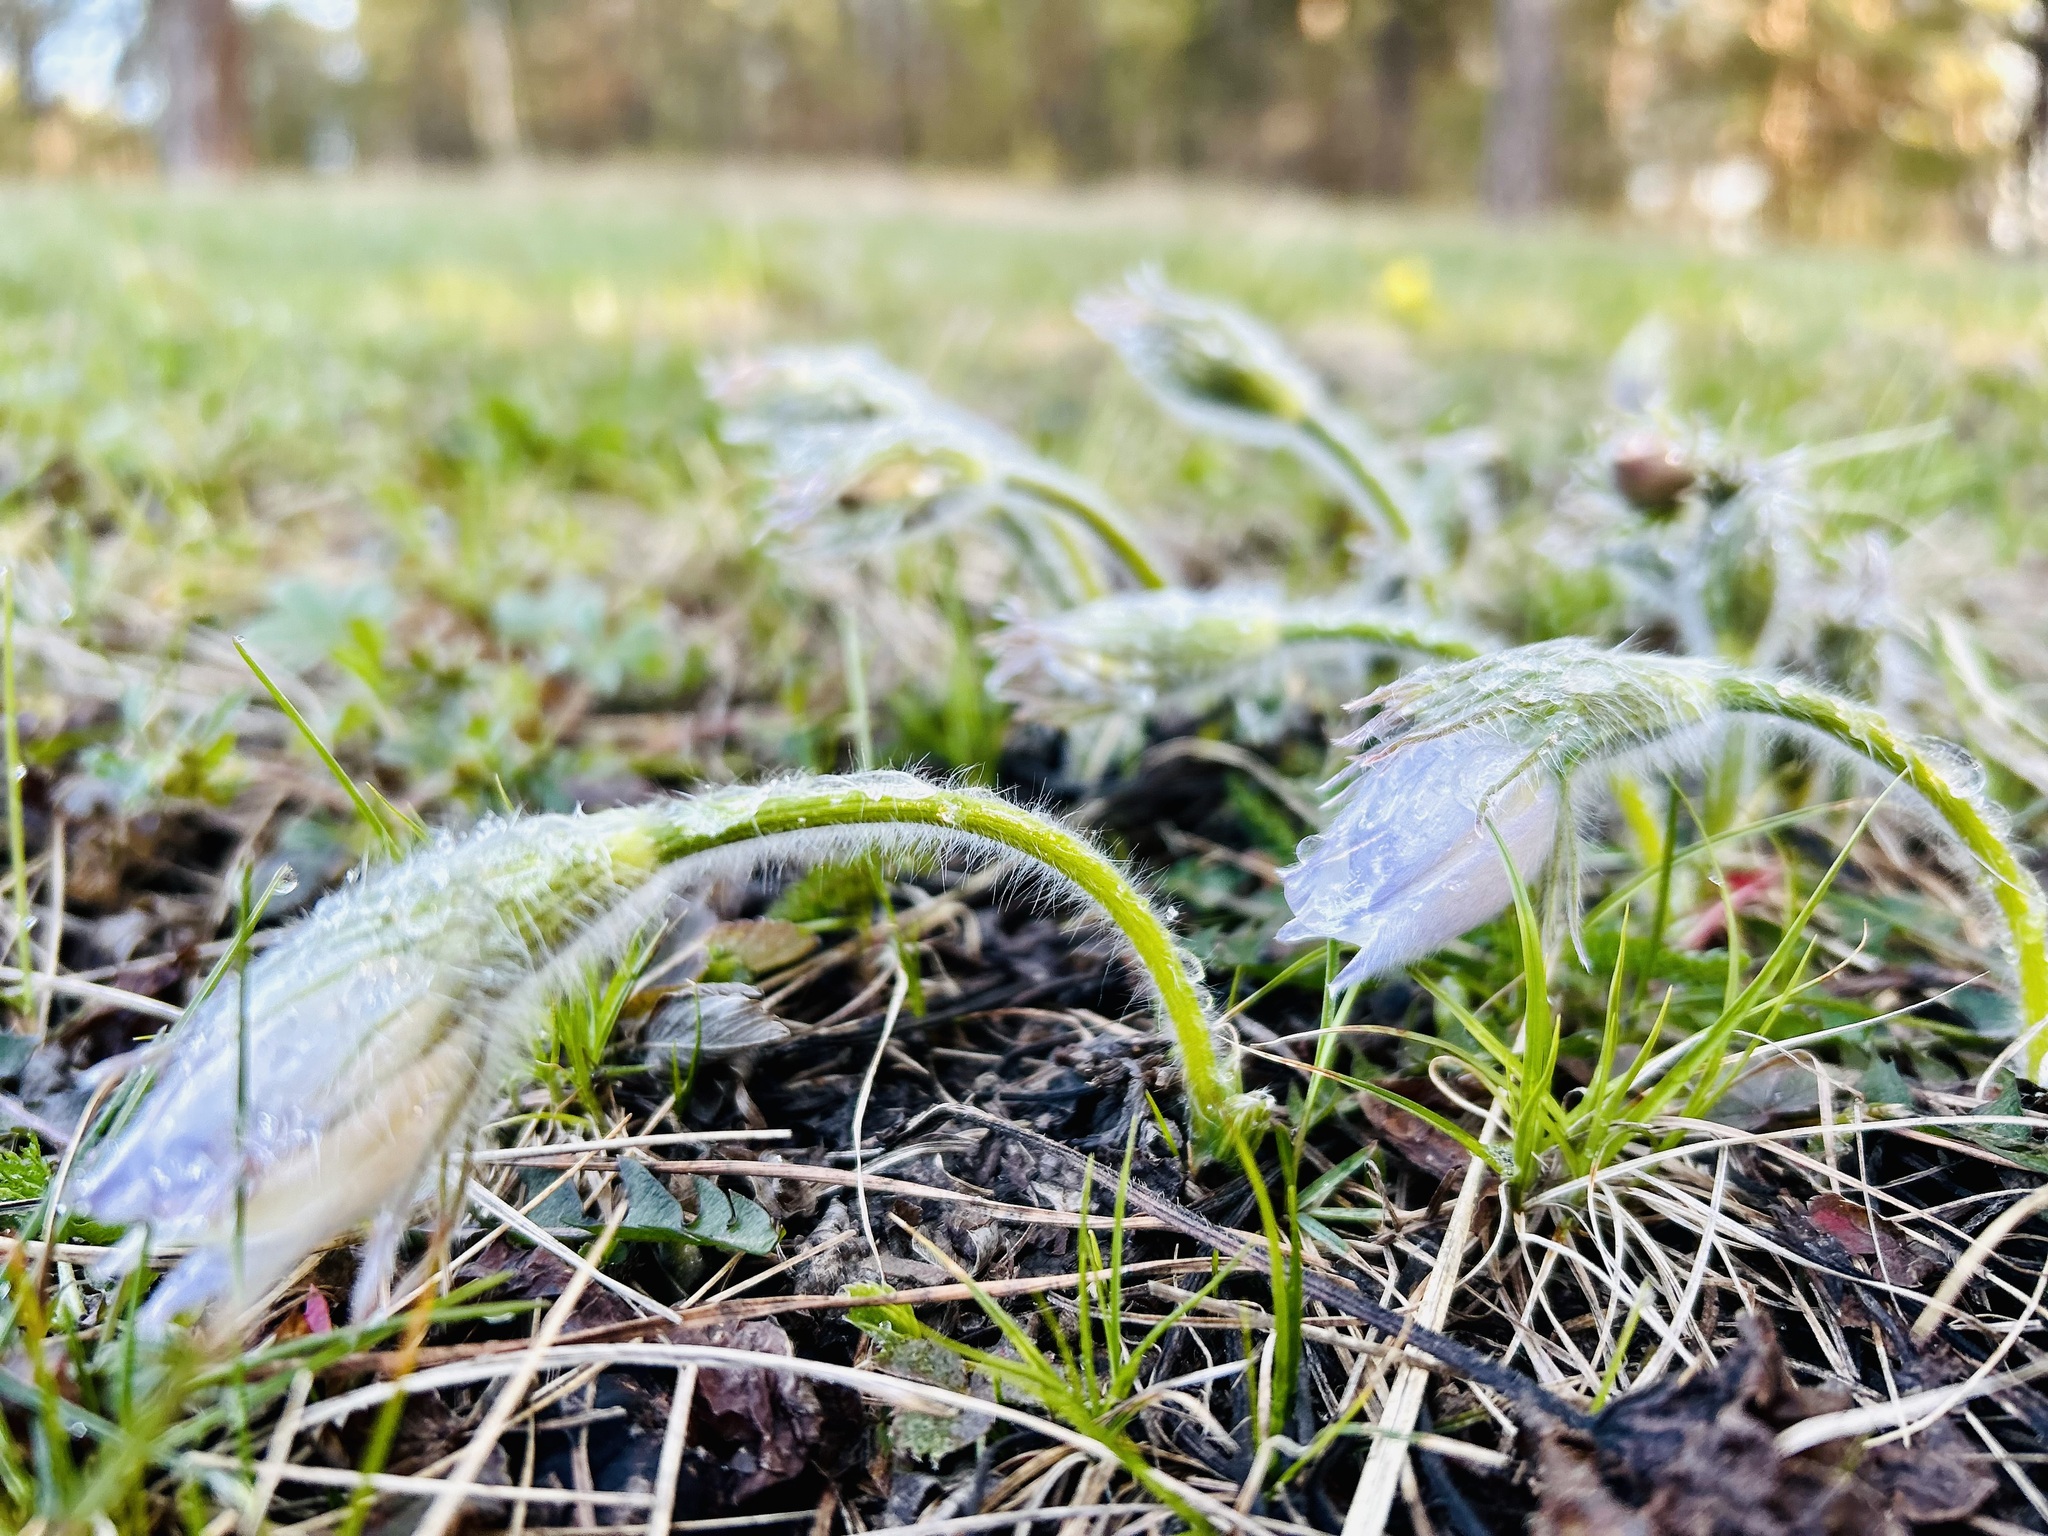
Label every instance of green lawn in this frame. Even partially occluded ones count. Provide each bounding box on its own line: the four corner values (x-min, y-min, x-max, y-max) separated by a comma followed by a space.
6, 168, 2044, 805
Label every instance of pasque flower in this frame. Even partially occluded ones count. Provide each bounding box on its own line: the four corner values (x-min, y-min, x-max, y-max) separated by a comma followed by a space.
708, 347, 1166, 590
1279, 641, 2048, 1062
76, 773, 1241, 1328
1078, 267, 1428, 557
1279, 730, 1560, 988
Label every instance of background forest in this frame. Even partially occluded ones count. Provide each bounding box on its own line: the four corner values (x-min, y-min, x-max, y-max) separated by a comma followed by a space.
6, 0, 2048, 247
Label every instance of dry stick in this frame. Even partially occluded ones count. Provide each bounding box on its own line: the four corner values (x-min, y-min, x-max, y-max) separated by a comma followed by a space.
854, 965, 913, 1268
0, 965, 183, 1022
468, 1179, 683, 1323
1342, 1098, 1503, 1536
1913, 1183, 2048, 1343
413, 1203, 631, 1536
179, 1454, 652, 1511
239, 1368, 314, 1536
344, 1256, 1230, 1375
645, 1365, 698, 1536
925, 1104, 1583, 1432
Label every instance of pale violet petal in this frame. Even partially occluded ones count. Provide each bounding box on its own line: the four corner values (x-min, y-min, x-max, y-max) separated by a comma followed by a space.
1279, 730, 1560, 982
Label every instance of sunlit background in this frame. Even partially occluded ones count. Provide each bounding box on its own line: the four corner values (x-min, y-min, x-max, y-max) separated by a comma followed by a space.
1, 0, 2044, 247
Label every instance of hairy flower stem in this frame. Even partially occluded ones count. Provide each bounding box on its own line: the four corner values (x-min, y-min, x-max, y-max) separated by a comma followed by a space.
1278, 617, 1481, 660
1715, 673, 2048, 1068
1008, 479, 1171, 591
1299, 415, 1418, 546
641, 780, 1242, 1149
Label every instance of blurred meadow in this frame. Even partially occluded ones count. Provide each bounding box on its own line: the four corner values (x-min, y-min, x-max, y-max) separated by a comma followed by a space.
9, 167, 2048, 817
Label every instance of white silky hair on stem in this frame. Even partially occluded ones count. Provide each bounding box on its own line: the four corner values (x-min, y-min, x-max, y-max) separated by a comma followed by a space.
73, 772, 1205, 1330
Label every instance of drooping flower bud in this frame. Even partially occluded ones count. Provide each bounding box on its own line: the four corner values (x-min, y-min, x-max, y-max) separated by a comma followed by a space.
1278, 730, 1560, 987
708, 347, 1165, 589
1079, 267, 1428, 554
76, 772, 1242, 1328
77, 811, 678, 1331
987, 587, 1478, 736
1278, 641, 2048, 1033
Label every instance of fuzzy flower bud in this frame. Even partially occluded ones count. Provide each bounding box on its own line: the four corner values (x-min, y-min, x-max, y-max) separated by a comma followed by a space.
1079, 267, 1426, 552
987, 588, 1479, 733
1279, 731, 1560, 987
76, 812, 675, 1331
708, 347, 1164, 588
77, 772, 1242, 1327
1278, 640, 2048, 1026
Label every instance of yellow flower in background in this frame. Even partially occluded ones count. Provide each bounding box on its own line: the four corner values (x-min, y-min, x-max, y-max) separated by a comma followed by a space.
1377, 258, 1433, 322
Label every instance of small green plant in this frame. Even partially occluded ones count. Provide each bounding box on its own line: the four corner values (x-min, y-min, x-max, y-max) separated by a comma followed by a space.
73, 770, 1251, 1331
710, 346, 1169, 593
850, 1142, 1240, 1533
1279, 639, 2048, 1069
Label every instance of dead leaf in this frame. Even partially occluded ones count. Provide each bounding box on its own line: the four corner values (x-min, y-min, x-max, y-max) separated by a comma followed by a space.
1805, 1194, 1944, 1288
673, 1317, 831, 1502
1360, 1078, 1471, 1179
704, 918, 821, 980
1534, 1313, 1994, 1536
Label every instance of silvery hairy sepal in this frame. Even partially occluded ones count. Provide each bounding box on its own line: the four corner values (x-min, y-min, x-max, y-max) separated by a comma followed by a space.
1278, 639, 2048, 1012
986, 587, 1479, 737
1078, 267, 1429, 554
708, 346, 1013, 552
76, 813, 685, 1334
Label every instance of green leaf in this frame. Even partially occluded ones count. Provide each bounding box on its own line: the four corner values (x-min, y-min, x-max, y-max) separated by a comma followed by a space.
519, 1168, 592, 1234
681, 1174, 780, 1254
0, 1145, 47, 1204
617, 1157, 688, 1242
1860, 1058, 1914, 1108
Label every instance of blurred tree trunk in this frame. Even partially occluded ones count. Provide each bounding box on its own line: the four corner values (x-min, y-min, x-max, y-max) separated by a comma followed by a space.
1482, 0, 1555, 216
152, 0, 248, 176
2, 0, 50, 115
1363, 9, 1417, 194
464, 0, 521, 162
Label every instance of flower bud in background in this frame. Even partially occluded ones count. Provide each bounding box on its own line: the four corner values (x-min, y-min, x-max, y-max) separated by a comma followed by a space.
1689, 479, 1795, 664
1079, 267, 1429, 555
987, 587, 1479, 745
1609, 432, 1696, 515
708, 345, 1165, 591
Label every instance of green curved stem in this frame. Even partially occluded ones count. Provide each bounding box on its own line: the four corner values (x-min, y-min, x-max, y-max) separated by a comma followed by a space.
1007, 477, 1171, 591
1297, 413, 1419, 547
644, 779, 1243, 1150
1716, 674, 2048, 1070
1277, 618, 1481, 662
